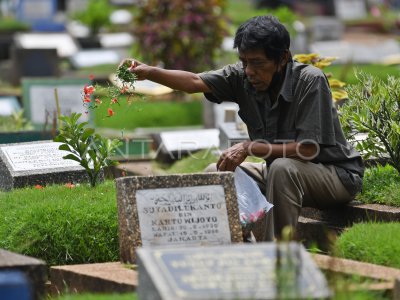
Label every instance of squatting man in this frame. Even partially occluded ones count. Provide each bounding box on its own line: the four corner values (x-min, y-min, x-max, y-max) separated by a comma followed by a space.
120, 15, 364, 241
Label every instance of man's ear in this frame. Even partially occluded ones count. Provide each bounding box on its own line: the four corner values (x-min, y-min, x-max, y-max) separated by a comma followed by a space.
280, 50, 289, 67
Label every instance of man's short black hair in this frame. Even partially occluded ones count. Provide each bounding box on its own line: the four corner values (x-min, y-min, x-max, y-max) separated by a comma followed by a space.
233, 15, 290, 63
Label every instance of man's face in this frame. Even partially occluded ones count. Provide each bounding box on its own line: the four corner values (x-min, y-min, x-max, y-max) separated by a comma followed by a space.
238, 49, 279, 92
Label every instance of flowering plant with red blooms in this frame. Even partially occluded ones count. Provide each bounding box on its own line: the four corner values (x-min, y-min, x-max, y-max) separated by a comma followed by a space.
82, 67, 138, 118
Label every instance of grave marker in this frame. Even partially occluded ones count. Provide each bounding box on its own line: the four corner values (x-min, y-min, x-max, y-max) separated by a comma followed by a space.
16, 0, 65, 32
0, 141, 89, 191
137, 242, 331, 300
116, 172, 242, 263
22, 78, 90, 129
152, 129, 219, 163
334, 0, 367, 20
0, 249, 47, 300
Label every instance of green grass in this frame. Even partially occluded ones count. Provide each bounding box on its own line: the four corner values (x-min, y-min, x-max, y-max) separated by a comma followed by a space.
54, 293, 137, 300
335, 222, 400, 268
0, 181, 119, 266
94, 97, 203, 130
356, 165, 400, 207
324, 64, 400, 85
226, 0, 271, 30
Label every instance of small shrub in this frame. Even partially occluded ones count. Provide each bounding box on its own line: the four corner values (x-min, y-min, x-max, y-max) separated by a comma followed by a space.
0, 110, 32, 132
335, 222, 400, 268
54, 113, 121, 187
133, 0, 229, 72
71, 0, 113, 34
357, 165, 400, 206
339, 72, 400, 174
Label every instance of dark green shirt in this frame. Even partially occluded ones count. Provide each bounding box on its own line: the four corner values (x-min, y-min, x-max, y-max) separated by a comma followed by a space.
199, 60, 364, 196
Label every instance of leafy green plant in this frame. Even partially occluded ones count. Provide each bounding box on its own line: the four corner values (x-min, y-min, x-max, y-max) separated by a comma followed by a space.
0, 110, 33, 132
0, 17, 30, 32
356, 165, 400, 206
133, 0, 229, 72
71, 0, 113, 34
339, 72, 400, 174
54, 113, 121, 187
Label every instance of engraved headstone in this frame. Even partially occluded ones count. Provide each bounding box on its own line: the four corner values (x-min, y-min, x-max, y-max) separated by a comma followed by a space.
116, 172, 243, 263
137, 242, 332, 300
22, 78, 90, 129
0, 141, 89, 191
0, 249, 47, 300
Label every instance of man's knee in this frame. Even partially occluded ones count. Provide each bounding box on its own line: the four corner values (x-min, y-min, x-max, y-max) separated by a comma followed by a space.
269, 158, 298, 177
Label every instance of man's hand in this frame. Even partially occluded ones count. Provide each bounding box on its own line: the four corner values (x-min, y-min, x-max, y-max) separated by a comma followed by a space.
217, 142, 249, 171
118, 59, 150, 80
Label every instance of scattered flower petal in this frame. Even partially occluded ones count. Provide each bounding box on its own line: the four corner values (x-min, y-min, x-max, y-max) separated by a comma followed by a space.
107, 108, 114, 117
65, 183, 75, 188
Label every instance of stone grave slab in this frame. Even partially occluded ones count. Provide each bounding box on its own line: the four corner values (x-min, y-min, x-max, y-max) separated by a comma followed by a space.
16, 0, 65, 32
50, 262, 137, 294
14, 33, 79, 58
0, 96, 21, 116
219, 122, 249, 150
116, 172, 242, 263
0, 249, 47, 300
152, 129, 219, 163
10, 48, 59, 85
334, 0, 367, 20
137, 242, 331, 300
0, 140, 89, 191
69, 49, 121, 69
22, 78, 90, 129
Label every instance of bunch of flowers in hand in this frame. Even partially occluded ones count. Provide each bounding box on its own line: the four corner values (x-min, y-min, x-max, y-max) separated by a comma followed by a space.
82, 62, 139, 118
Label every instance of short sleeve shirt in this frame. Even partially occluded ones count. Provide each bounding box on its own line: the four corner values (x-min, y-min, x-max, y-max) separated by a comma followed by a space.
198, 61, 364, 196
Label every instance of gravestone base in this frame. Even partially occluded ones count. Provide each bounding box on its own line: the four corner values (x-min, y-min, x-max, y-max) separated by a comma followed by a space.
0, 249, 47, 300
50, 262, 136, 295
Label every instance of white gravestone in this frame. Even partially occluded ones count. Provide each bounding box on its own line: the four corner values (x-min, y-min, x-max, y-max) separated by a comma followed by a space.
22, 79, 90, 129
0, 141, 88, 191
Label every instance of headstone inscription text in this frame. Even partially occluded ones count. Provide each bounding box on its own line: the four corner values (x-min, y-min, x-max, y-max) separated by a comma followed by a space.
137, 243, 332, 300
136, 185, 231, 246
1, 142, 79, 172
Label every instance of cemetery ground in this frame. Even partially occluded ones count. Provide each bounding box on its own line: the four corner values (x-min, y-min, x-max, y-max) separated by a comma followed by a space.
1, 147, 400, 299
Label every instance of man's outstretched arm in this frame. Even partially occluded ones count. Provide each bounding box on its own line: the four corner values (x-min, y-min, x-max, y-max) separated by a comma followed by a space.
120, 59, 211, 94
